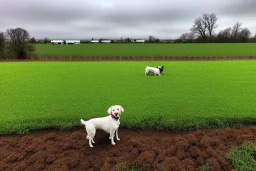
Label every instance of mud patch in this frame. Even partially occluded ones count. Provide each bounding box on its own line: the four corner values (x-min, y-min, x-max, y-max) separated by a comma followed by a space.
0, 126, 256, 171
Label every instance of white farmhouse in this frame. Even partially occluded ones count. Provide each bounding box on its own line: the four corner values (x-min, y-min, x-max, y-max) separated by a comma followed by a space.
91, 40, 99, 43
102, 40, 111, 43
66, 40, 80, 44
135, 39, 145, 43
51, 40, 64, 44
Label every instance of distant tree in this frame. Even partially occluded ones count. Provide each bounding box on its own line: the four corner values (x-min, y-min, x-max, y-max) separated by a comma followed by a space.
125, 37, 131, 43
148, 35, 159, 43
180, 33, 188, 41
190, 17, 207, 41
29, 37, 36, 44
239, 28, 251, 42
191, 13, 218, 42
148, 35, 155, 42
0, 32, 5, 58
180, 32, 195, 42
5, 27, 35, 59
202, 13, 218, 41
231, 22, 242, 42
216, 27, 231, 42
43, 37, 50, 44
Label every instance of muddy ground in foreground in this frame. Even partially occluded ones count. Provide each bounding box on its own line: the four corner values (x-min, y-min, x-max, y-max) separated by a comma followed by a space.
0, 126, 256, 171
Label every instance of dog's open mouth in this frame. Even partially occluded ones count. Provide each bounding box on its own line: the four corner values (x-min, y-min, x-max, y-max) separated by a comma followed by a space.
111, 113, 119, 120
112, 112, 119, 117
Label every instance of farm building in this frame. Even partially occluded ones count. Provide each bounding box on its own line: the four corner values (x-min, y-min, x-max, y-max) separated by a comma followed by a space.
51, 40, 64, 44
65, 40, 80, 44
135, 40, 145, 43
91, 40, 99, 43
101, 40, 111, 43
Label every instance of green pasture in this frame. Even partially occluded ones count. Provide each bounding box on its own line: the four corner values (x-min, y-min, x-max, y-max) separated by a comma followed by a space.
226, 142, 256, 171
1, 61, 256, 134
35, 43, 256, 57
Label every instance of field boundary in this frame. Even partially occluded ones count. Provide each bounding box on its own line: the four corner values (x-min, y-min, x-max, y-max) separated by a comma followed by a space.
2, 56, 256, 62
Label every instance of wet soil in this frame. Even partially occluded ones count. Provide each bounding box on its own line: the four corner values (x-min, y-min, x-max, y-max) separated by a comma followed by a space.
0, 126, 256, 171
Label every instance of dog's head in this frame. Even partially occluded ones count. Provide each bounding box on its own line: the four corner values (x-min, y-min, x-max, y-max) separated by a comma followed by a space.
107, 105, 124, 118
157, 66, 164, 73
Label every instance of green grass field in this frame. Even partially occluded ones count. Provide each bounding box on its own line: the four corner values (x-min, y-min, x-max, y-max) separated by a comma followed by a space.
1, 61, 256, 134
35, 43, 256, 57
226, 142, 256, 171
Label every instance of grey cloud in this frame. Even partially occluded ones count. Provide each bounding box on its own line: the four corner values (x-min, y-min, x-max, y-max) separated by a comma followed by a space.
0, 0, 255, 39
218, 0, 256, 17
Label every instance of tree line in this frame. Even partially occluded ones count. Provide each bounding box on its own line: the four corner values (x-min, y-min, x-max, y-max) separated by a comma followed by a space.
1, 13, 256, 60
0, 28, 35, 59
175, 13, 256, 43
21, 13, 256, 45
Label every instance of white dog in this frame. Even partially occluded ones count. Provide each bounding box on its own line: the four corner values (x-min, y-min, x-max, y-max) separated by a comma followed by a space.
145, 66, 164, 76
80, 105, 124, 147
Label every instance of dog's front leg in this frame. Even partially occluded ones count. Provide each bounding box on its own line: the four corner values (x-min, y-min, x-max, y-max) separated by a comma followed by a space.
110, 130, 116, 145
88, 137, 94, 148
116, 129, 120, 141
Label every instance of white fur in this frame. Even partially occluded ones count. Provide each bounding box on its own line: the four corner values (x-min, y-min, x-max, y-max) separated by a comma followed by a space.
145, 66, 161, 76
81, 105, 124, 147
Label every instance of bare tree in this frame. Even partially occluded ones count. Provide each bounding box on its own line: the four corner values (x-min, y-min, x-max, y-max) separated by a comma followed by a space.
190, 17, 207, 40
148, 35, 155, 42
43, 37, 50, 44
125, 37, 131, 43
180, 32, 195, 42
29, 37, 36, 44
239, 28, 251, 42
222, 28, 232, 40
149, 35, 160, 43
190, 13, 218, 42
5, 27, 35, 59
231, 22, 242, 41
0, 32, 5, 58
217, 27, 231, 42
180, 33, 188, 41
202, 13, 218, 41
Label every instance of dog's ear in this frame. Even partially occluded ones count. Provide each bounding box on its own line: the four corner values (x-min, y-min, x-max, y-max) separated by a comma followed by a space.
107, 106, 112, 115
119, 105, 124, 113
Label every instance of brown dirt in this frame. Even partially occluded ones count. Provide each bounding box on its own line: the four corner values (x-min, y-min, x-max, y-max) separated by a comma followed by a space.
0, 126, 256, 171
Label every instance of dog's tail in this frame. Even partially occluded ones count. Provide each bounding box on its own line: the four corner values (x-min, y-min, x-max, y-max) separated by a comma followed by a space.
80, 119, 87, 126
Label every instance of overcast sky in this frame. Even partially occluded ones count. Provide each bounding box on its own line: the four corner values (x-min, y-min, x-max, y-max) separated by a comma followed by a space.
1, 0, 256, 39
